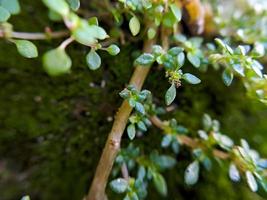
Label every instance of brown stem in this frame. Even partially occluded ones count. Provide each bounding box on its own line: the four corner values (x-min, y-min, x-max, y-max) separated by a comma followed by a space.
150, 115, 229, 160
121, 163, 130, 180
87, 38, 155, 200
0, 30, 69, 40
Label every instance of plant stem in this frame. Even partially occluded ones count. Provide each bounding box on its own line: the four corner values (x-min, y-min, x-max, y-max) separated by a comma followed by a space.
0, 30, 69, 40
87, 38, 155, 200
59, 37, 74, 50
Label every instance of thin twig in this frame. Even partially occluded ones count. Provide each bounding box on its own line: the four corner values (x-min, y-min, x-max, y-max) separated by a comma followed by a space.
0, 30, 69, 40
87, 37, 156, 200
149, 115, 229, 160
121, 163, 130, 180
59, 37, 74, 49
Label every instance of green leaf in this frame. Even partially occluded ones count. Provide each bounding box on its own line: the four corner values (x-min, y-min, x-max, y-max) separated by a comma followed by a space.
155, 155, 176, 169
135, 102, 145, 115
222, 69, 234, 86
184, 160, 199, 185
251, 61, 263, 77
147, 27, 156, 39
110, 178, 128, 193
153, 173, 167, 196
232, 64, 244, 76
161, 135, 172, 147
214, 38, 226, 49
165, 83, 176, 106
0, 6, 10, 22
86, 49, 101, 70
129, 16, 140, 36
48, 10, 62, 21
177, 52, 185, 68
43, 48, 72, 76
168, 47, 184, 56
202, 114, 212, 131
14, 40, 38, 58
251, 43, 265, 57
67, 0, 80, 11
0, 0, 20, 15
106, 44, 120, 56
187, 52, 200, 68
182, 73, 201, 84
170, 4, 181, 22
43, 0, 69, 16
21, 196, 30, 200
88, 17, 98, 26
246, 171, 258, 192
162, 11, 177, 28
135, 53, 155, 66
137, 121, 147, 131
127, 124, 136, 140
229, 163, 240, 182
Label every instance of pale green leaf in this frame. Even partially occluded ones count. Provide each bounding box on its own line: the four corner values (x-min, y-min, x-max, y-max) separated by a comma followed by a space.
165, 83, 176, 106
182, 73, 201, 84
14, 40, 38, 58
110, 178, 128, 193
86, 49, 101, 70
0, 6, 10, 22
184, 160, 199, 185
43, 48, 72, 76
129, 16, 140, 36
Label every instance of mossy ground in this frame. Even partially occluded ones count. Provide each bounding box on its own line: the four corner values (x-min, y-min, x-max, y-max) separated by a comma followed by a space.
0, 1, 267, 200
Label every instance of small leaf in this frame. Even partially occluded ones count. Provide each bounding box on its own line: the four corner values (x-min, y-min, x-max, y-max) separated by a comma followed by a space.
182, 73, 201, 84
88, 17, 98, 26
162, 11, 177, 27
246, 171, 258, 192
43, 48, 72, 76
187, 52, 200, 68
127, 124, 136, 140
177, 52, 185, 68
222, 69, 234, 86
161, 135, 172, 147
202, 114, 212, 131
110, 178, 128, 193
67, 0, 80, 11
229, 163, 240, 182
43, 0, 70, 16
184, 160, 199, 186
137, 121, 147, 131
153, 173, 167, 196
106, 44, 120, 56
0, 6, 10, 22
147, 27, 156, 39
251, 61, 263, 77
0, 0, 20, 15
170, 4, 181, 22
14, 40, 38, 58
165, 83, 176, 106
86, 49, 101, 70
21, 196, 30, 200
251, 43, 265, 57
135, 53, 155, 66
119, 89, 130, 99
168, 47, 184, 56
135, 102, 145, 115
214, 38, 226, 49
232, 64, 244, 76
129, 16, 140, 36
